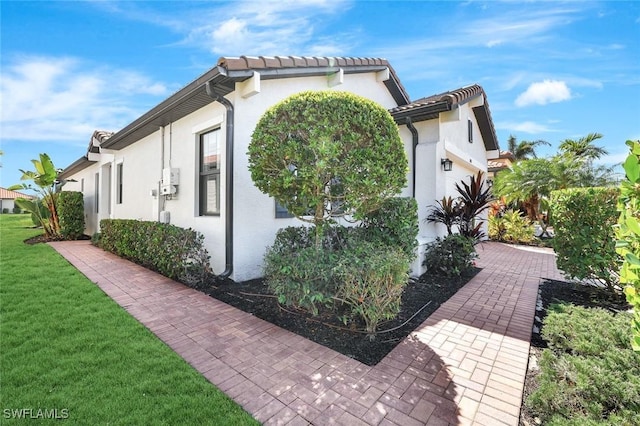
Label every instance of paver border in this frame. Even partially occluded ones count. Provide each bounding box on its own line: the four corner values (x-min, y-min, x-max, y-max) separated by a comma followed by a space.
50, 241, 563, 425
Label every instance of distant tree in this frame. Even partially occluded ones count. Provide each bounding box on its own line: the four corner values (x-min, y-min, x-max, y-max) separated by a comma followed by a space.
507, 134, 550, 160
494, 134, 616, 222
558, 132, 608, 161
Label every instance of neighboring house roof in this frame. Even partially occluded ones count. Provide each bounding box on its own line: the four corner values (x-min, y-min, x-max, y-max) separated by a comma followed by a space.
389, 84, 500, 152
0, 187, 35, 200
488, 150, 515, 172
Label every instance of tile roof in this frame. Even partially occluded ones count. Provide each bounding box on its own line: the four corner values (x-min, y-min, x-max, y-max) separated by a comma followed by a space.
390, 84, 500, 151
389, 84, 485, 116
104, 55, 408, 152
0, 187, 35, 200
488, 151, 515, 171
219, 55, 390, 71
88, 130, 114, 154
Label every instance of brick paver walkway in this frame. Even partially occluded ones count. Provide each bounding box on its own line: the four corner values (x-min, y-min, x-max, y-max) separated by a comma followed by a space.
50, 241, 563, 425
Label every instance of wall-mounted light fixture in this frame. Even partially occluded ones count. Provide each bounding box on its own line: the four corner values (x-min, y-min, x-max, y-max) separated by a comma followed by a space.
441, 158, 453, 172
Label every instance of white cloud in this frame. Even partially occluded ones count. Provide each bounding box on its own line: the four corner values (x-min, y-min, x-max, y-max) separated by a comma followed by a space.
174, 0, 357, 56
515, 80, 572, 107
0, 55, 170, 143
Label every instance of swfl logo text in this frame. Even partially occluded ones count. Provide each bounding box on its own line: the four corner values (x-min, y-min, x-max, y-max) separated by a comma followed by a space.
3, 408, 69, 419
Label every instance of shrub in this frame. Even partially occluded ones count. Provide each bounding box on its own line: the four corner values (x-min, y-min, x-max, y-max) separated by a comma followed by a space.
248, 90, 407, 244
264, 225, 410, 329
527, 304, 640, 425
423, 234, 477, 277
12, 206, 22, 214
335, 241, 409, 335
360, 197, 418, 261
551, 187, 621, 290
2, 208, 8, 214
488, 209, 534, 243
264, 243, 337, 315
615, 139, 640, 351
58, 191, 85, 240
98, 219, 212, 287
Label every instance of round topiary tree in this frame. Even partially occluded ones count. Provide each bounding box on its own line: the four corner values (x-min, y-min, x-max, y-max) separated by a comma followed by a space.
248, 90, 408, 243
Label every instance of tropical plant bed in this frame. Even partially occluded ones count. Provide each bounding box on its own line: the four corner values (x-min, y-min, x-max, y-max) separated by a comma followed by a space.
520, 279, 634, 426
204, 269, 480, 366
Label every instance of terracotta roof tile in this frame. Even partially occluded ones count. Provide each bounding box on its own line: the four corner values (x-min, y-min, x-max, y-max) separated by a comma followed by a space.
0, 187, 35, 200
88, 130, 114, 154
389, 84, 485, 114
218, 55, 393, 72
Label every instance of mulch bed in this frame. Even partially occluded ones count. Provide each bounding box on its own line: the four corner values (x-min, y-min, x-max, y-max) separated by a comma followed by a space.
203, 269, 479, 366
519, 279, 631, 426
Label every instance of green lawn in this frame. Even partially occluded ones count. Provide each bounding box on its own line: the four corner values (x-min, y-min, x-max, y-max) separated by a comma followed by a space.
0, 215, 259, 425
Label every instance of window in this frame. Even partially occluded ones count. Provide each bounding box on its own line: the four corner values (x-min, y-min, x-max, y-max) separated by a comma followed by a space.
81, 178, 84, 192
468, 119, 474, 143
275, 200, 294, 218
116, 163, 123, 204
199, 129, 220, 215
94, 173, 99, 213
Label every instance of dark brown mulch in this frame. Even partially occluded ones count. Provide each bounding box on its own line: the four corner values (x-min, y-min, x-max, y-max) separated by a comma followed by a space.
203, 269, 480, 366
23, 234, 91, 245
519, 279, 631, 426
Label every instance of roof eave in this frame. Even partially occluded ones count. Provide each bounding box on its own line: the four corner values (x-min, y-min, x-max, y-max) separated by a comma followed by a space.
101, 58, 410, 152
472, 103, 500, 151
59, 156, 95, 179
391, 101, 451, 124
101, 67, 229, 151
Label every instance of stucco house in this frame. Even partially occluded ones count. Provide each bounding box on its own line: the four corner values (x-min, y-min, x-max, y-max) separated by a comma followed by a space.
59, 56, 500, 282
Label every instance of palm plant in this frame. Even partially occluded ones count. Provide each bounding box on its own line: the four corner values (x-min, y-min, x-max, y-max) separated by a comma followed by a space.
558, 132, 608, 161
507, 135, 551, 160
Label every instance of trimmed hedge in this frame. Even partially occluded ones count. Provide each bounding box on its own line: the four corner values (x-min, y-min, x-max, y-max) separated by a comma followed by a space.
58, 191, 85, 240
551, 187, 620, 289
98, 219, 212, 287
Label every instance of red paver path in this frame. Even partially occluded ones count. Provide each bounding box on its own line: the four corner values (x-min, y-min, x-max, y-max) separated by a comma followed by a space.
50, 241, 564, 425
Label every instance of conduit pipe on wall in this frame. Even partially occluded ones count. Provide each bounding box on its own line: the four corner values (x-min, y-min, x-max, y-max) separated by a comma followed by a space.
205, 81, 234, 279
405, 117, 419, 197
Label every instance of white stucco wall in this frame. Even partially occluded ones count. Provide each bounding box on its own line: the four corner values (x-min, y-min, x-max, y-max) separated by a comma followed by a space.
404, 100, 490, 276
230, 72, 401, 281
63, 70, 493, 282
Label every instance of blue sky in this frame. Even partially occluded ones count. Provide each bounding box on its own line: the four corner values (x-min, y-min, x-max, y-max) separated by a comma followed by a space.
1, 0, 639, 189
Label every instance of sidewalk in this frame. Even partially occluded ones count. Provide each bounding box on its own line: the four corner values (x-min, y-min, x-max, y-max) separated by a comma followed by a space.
50, 241, 563, 425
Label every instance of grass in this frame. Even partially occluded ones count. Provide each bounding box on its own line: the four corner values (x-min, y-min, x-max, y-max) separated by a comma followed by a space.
0, 215, 259, 425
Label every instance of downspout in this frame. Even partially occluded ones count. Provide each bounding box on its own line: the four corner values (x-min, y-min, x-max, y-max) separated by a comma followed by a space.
205, 81, 234, 279
405, 117, 419, 198
159, 125, 165, 222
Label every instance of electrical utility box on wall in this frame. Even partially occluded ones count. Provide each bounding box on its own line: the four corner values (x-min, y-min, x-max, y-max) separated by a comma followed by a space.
161, 168, 180, 195
159, 211, 170, 224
